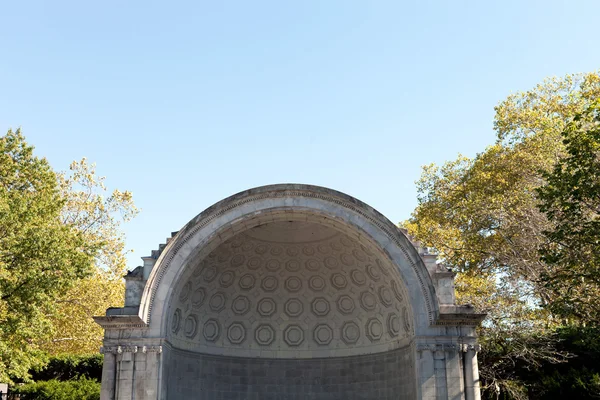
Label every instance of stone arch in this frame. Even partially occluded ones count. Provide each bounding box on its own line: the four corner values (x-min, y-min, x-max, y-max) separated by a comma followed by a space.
139, 184, 439, 340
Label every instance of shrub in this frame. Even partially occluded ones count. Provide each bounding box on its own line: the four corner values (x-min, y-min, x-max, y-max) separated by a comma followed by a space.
30, 354, 102, 382
13, 378, 100, 400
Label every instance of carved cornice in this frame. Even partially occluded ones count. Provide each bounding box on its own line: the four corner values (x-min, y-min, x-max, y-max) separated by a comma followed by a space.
100, 345, 163, 354
416, 343, 459, 353
459, 344, 481, 353
93, 315, 148, 330
433, 318, 487, 326
416, 343, 481, 353
435, 305, 486, 326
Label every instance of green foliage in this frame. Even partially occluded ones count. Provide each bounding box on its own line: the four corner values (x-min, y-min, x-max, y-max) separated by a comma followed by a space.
525, 326, 600, 398
0, 130, 95, 382
0, 130, 137, 381
46, 158, 137, 356
12, 377, 100, 400
30, 354, 103, 383
537, 100, 600, 324
404, 71, 600, 399
58, 158, 138, 279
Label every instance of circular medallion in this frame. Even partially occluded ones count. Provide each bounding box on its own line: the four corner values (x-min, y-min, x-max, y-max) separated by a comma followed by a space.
350, 270, 367, 286
227, 322, 246, 344
179, 281, 192, 302
366, 264, 381, 281
365, 318, 383, 342
255, 244, 268, 255
283, 325, 304, 346
311, 297, 330, 316
341, 321, 360, 344
239, 274, 256, 290
340, 253, 355, 266
391, 280, 404, 303
219, 271, 235, 288
209, 292, 226, 312
305, 259, 321, 271
284, 298, 304, 317
247, 256, 262, 270
378, 286, 393, 307
352, 248, 367, 262
285, 260, 301, 272
255, 324, 275, 346
376, 258, 390, 276
313, 324, 333, 345
203, 266, 218, 282
261, 276, 278, 292
340, 236, 353, 247
184, 314, 198, 338
191, 288, 206, 308
324, 256, 339, 269
337, 295, 355, 314
232, 295, 251, 315
171, 308, 181, 334
284, 276, 302, 292
387, 313, 401, 337
360, 291, 377, 311
331, 273, 347, 290
330, 241, 343, 251
265, 259, 281, 271
317, 244, 331, 254
230, 254, 245, 267
403, 306, 412, 333
203, 319, 220, 342
257, 297, 277, 317
302, 246, 315, 256
270, 245, 283, 256
309, 275, 326, 291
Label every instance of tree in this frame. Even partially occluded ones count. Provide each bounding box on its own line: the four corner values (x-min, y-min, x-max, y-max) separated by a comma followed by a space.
58, 158, 138, 279
403, 72, 600, 398
43, 159, 137, 356
0, 130, 138, 381
537, 100, 600, 324
0, 130, 94, 381
44, 270, 125, 355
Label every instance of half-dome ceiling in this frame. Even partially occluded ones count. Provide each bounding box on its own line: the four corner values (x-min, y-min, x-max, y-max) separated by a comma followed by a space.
168, 221, 413, 358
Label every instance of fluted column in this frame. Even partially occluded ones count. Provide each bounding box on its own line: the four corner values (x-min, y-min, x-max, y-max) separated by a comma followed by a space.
462, 344, 481, 400
114, 346, 137, 400
99, 348, 116, 400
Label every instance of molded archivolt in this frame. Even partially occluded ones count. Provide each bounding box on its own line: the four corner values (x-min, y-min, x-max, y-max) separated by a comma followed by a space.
138, 185, 440, 345
167, 223, 413, 358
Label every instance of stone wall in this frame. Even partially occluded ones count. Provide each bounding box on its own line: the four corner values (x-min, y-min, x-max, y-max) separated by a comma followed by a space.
165, 345, 416, 400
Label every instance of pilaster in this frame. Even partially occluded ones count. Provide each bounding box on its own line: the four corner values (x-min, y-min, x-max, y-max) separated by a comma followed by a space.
100, 344, 163, 400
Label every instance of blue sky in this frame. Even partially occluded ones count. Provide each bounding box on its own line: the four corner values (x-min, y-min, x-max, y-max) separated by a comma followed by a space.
2, 1, 599, 269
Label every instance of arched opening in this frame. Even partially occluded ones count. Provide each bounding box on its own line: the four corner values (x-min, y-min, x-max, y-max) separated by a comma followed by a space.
165, 218, 417, 399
